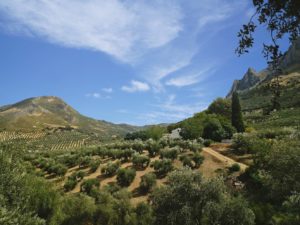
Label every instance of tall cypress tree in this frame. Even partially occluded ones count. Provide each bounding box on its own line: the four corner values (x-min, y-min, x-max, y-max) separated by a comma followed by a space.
231, 91, 245, 132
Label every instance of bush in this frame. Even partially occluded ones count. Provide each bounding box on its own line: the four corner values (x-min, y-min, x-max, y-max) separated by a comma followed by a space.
160, 147, 178, 160
70, 170, 86, 181
179, 155, 193, 168
89, 159, 101, 173
78, 156, 91, 168
132, 155, 150, 169
80, 178, 100, 195
152, 159, 173, 177
101, 161, 120, 177
231, 133, 268, 155
229, 163, 241, 173
49, 163, 67, 176
146, 141, 161, 157
132, 141, 145, 154
117, 168, 136, 187
187, 142, 202, 152
180, 153, 204, 169
192, 152, 204, 168
64, 179, 77, 192
140, 173, 157, 193
203, 119, 226, 142
135, 202, 154, 225
203, 139, 212, 147
151, 168, 255, 225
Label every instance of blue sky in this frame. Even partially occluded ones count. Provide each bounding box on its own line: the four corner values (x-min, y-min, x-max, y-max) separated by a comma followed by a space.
0, 0, 290, 125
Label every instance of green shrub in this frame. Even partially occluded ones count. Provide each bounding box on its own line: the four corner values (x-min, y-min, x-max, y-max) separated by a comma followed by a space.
203, 119, 226, 142
132, 154, 150, 169
192, 152, 204, 168
232, 134, 253, 155
140, 173, 157, 193
64, 179, 77, 192
160, 147, 178, 160
187, 142, 202, 152
152, 159, 173, 177
132, 141, 145, 154
117, 168, 136, 187
101, 161, 121, 177
203, 139, 212, 147
179, 155, 193, 168
80, 178, 100, 195
48, 163, 67, 176
146, 141, 161, 157
232, 133, 269, 155
78, 156, 92, 168
229, 163, 241, 173
135, 202, 154, 225
69, 170, 86, 181
89, 159, 100, 173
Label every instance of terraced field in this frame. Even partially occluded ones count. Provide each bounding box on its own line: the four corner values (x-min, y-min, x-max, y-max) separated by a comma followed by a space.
0, 130, 101, 151
26, 140, 244, 205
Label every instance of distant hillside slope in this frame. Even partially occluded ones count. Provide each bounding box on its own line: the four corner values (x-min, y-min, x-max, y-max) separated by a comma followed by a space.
0, 96, 140, 138
239, 72, 300, 112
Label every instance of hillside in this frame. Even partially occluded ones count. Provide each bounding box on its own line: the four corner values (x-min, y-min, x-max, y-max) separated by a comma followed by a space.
0, 96, 140, 138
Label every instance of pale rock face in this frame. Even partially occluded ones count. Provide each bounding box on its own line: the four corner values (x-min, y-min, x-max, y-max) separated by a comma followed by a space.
227, 68, 261, 97
227, 38, 300, 97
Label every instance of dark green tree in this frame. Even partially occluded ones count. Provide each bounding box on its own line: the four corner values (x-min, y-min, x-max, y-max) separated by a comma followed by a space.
231, 91, 245, 132
151, 168, 255, 225
135, 202, 154, 225
116, 168, 136, 187
139, 173, 157, 193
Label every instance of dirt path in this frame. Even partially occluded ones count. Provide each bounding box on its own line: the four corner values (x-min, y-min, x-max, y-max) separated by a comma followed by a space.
202, 147, 248, 171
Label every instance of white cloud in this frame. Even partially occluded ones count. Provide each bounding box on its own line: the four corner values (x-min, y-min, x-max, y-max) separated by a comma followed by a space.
165, 66, 216, 87
102, 88, 113, 93
85, 92, 111, 99
0, 0, 182, 63
121, 80, 150, 93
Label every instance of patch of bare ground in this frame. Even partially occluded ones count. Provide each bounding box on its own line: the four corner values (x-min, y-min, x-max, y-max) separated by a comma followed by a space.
211, 143, 253, 166
202, 147, 248, 172
198, 150, 228, 178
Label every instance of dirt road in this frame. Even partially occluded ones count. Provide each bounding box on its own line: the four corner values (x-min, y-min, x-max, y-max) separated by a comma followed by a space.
202, 147, 248, 171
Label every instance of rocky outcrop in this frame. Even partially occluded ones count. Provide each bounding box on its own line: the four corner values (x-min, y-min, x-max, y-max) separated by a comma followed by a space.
227, 38, 300, 97
227, 68, 262, 97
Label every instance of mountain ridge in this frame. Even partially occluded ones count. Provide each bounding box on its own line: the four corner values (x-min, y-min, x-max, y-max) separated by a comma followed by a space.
0, 96, 141, 138
227, 38, 300, 97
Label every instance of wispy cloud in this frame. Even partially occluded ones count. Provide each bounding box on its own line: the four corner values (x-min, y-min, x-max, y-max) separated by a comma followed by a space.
0, 0, 182, 63
165, 66, 216, 87
102, 88, 113, 93
85, 92, 111, 99
121, 80, 150, 93
140, 94, 207, 124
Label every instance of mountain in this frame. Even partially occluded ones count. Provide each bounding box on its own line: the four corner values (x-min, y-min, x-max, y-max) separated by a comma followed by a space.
227, 68, 266, 97
0, 96, 140, 138
227, 38, 300, 97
